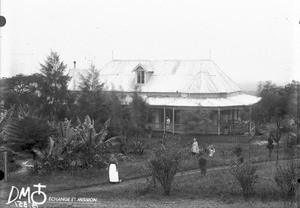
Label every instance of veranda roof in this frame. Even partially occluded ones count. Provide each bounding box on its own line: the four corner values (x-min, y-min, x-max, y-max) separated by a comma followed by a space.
124, 93, 260, 108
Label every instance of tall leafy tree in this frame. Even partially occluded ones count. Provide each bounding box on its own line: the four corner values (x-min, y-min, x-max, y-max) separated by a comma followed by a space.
39, 51, 71, 121
252, 80, 298, 125
77, 64, 107, 130
252, 80, 299, 161
104, 91, 127, 136
127, 92, 149, 135
1, 73, 42, 111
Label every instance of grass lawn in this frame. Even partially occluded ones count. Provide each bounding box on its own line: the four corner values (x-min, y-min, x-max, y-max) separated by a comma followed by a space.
13, 160, 297, 208
0, 133, 299, 207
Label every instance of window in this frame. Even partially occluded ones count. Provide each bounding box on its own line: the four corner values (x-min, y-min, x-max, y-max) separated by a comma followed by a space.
137, 70, 145, 84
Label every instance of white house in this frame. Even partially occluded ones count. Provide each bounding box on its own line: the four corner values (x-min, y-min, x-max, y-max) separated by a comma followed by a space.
70, 59, 260, 135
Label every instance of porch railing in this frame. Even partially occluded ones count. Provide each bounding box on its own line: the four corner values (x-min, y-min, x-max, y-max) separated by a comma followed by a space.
149, 122, 251, 135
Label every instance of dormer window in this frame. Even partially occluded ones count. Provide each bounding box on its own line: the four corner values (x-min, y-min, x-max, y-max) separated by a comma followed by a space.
136, 67, 145, 84
133, 64, 153, 85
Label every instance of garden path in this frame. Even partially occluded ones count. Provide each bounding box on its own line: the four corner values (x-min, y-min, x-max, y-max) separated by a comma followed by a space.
48, 158, 298, 197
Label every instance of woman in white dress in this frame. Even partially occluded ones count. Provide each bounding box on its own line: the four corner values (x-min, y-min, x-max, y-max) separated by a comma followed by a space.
108, 154, 121, 183
191, 138, 200, 154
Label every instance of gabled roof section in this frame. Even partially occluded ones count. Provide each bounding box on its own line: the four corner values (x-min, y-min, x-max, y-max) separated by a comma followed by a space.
132, 63, 154, 72
99, 60, 241, 94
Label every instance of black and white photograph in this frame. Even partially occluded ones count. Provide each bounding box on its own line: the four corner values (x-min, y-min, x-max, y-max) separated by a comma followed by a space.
0, 0, 299, 207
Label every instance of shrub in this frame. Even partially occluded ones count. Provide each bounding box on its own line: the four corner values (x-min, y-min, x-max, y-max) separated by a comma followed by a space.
131, 140, 147, 155
274, 163, 297, 199
230, 161, 259, 198
237, 156, 244, 164
198, 156, 207, 176
8, 160, 22, 172
135, 167, 155, 196
3, 115, 57, 158
233, 145, 243, 158
31, 116, 124, 174
148, 143, 185, 195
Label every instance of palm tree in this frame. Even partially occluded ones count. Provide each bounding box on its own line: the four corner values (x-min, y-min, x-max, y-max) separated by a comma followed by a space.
2, 115, 57, 158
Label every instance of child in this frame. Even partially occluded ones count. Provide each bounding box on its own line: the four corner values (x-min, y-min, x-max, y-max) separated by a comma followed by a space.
191, 138, 200, 154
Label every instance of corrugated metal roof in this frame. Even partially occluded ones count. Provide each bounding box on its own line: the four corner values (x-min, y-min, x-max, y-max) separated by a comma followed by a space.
68, 60, 261, 107
98, 60, 241, 94
123, 93, 261, 107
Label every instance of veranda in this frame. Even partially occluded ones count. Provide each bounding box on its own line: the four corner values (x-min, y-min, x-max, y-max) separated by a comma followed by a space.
148, 106, 253, 135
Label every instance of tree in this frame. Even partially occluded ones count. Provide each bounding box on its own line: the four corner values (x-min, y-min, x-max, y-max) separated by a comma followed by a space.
1, 74, 43, 113
253, 81, 298, 125
104, 91, 128, 137
77, 64, 107, 130
253, 81, 299, 161
2, 115, 57, 159
39, 51, 71, 121
127, 92, 149, 135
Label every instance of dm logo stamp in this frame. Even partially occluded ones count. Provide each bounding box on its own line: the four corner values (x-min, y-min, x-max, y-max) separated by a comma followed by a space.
6, 183, 47, 208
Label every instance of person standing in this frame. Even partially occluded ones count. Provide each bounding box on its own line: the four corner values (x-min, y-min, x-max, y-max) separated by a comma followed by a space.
166, 117, 171, 130
108, 154, 121, 183
191, 138, 200, 154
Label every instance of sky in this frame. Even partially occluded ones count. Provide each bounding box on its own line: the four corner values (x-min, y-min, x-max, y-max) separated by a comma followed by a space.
0, 0, 299, 86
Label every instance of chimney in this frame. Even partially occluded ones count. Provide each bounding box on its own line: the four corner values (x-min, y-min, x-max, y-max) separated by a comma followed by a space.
73, 61, 76, 69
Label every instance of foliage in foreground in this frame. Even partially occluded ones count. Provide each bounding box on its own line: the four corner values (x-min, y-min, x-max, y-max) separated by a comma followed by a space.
233, 145, 243, 158
31, 116, 126, 175
274, 163, 298, 199
131, 140, 147, 155
230, 161, 259, 198
198, 156, 207, 176
2, 115, 57, 158
148, 143, 185, 195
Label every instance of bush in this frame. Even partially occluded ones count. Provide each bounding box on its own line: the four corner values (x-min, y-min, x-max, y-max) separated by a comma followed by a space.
274, 163, 297, 199
3, 115, 57, 158
233, 145, 243, 158
8, 160, 22, 172
198, 156, 207, 176
135, 167, 155, 196
148, 143, 185, 195
29, 116, 121, 174
131, 140, 147, 155
230, 161, 259, 198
